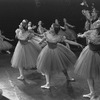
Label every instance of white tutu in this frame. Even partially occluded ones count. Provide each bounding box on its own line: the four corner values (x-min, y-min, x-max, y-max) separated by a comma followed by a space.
0, 40, 12, 50
11, 41, 41, 69
74, 46, 100, 79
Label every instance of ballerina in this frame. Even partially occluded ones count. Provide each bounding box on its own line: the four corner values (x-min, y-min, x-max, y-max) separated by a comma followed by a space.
37, 20, 47, 35
28, 21, 46, 48
62, 18, 77, 42
56, 18, 77, 42
74, 19, 100, 99
28, 21, 37, 33
11, 19, 41, 80
81, 1, 99, 45
0, 30, 13, 54
37, 23, 82, 89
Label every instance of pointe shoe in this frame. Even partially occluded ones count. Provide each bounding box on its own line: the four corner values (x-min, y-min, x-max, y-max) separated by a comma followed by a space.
83, 92, 94, 98
6, 51, 11, 54
41, 84, 50, 89
17, 75, 24, 80
67, 78, 75, 82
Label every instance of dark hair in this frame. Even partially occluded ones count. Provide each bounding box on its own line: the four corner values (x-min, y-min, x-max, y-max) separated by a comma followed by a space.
53, 23, 60, 34
21, 19, 28, 31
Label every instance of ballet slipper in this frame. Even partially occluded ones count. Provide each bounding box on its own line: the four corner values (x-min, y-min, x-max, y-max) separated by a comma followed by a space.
83, 92, 94, 98
41, 84, 50, 89
17, 75, 24, 80
67, 78, 75, 82
6, 51, 11, 54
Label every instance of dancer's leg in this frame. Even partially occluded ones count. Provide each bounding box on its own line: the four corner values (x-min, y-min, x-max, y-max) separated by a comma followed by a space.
17, 67, 24, 80
83, 78, 95, 98
63, 70, 75, 82
41, 73, 50, 89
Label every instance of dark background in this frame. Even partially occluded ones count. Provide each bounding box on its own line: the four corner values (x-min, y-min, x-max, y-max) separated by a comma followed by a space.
0, 0, 100, 45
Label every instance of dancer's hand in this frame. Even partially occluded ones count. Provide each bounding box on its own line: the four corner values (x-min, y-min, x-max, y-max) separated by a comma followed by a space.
71, 25, 75, 28
77, 33, 82, 37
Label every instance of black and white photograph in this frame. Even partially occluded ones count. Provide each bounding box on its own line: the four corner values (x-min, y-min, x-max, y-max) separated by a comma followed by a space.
0, 0, 100, 100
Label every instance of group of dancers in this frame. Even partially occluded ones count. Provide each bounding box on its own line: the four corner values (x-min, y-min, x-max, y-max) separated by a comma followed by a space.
10, 14, 100, 100
0, 0, 100, 99
0, 17, 77, 55
11, 19, 80, 80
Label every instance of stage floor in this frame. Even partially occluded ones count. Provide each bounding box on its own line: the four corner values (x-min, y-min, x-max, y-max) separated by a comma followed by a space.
0, 53, 100, 100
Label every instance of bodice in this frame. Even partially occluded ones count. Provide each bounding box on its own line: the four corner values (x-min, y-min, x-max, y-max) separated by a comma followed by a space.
45, 31, 65, 49
16, 29, 32, 45
19, 39, 28, 45
89, 42, 100, 51
47, 41, 57, 49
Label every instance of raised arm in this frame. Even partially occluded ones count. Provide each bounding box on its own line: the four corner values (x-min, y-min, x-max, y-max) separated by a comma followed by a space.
65, 22, 75, 28
60, 26, 65, 29
64, 37, 82, 47
63, 18, 75, 28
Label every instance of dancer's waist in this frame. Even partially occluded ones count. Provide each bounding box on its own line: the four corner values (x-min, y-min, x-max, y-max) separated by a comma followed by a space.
89, 42, 100, 51
19, 40, 28, 45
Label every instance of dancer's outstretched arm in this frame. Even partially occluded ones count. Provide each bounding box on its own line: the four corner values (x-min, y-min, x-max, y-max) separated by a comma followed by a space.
66, 22, 75, 28
60, 26, 65, 29
64, 38, 83, 47
1, 35, 13, 41
78, 30, 95, 38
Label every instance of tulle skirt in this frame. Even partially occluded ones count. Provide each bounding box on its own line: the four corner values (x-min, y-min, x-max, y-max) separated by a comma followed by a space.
0, 40, 12, 50
37, 43, 77, 76
74, 46, 100, 79
11, 41, 41, 69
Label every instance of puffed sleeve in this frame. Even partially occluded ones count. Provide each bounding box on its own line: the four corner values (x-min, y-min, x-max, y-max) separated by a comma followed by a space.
15, 29, 21, 38
83, 30, 94, 37
91, 34, 100, 44
86, 30, 99, 43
